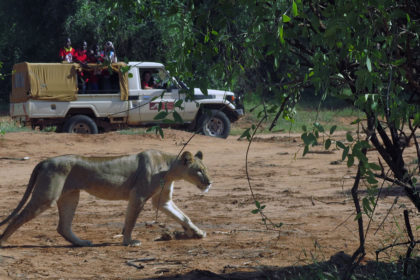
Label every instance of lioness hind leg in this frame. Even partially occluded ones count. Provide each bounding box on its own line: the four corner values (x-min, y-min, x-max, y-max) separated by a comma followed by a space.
57, 190, 91, 247
0, 200, 52, 245
122, 192, 145, 246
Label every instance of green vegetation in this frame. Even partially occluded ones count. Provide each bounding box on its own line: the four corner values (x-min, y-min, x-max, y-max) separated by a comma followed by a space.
234, 95, 360, 135
0, 118, 30, 134
118, 127, 147, 135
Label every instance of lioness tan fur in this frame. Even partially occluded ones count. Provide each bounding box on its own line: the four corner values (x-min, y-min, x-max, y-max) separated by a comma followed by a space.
0, 149, 211, 246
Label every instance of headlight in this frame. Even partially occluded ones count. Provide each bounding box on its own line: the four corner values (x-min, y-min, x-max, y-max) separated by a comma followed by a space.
226, 95, 235, 103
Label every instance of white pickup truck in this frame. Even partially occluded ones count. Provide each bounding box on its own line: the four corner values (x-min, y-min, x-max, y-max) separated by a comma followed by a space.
9, 62, 243, 138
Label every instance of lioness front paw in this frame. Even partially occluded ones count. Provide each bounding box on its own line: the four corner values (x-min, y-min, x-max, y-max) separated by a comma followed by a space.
193, 230, 206, 238
184, 228, 206, 239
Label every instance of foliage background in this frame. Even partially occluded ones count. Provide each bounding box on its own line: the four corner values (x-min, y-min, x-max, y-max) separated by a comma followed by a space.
0, 0, 172, 102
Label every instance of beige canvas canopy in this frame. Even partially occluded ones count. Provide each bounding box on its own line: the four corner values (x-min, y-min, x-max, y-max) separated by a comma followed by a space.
10, 62, 129, 103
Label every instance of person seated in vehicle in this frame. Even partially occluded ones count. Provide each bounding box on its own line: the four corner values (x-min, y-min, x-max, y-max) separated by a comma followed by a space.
59, 38, 75, 62
74, 41, 88, 64
141, 71, 156, 89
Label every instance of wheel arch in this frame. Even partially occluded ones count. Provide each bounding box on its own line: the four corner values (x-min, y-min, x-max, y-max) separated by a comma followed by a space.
65, 106, 99, 119
195, 104, 237, 123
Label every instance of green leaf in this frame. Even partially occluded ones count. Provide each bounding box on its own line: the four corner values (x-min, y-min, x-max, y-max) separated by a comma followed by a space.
363, 197, 373, 214
292, 1, 298, 17
366, 56, 372, 72
174, 99, 184, 108
368, 163, 382, 171
303, 145, 309, 156
154, 111, 168, 120
278, 25, 285, 45
146, 125, 164, 138
282, 14, 291, 23
336, 141, 346, 149
240, 128, 251, 141
367, 176, 378, 184
354, 212, 362, 221
173, 111, 183, 123
325, 139, 331, 150
329, 125, 337, 135
251, 209, 259, 214
128, 73, 133, 78
346, 132, 353, 142
314, 122, 324, 133
347, 154, 354, 167
255, 200, 260, 208
342, 146, 349, 161
151, 96, 160, 102
302, 125, 307, 132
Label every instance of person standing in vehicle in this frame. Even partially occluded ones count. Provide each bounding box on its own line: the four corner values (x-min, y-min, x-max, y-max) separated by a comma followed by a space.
87, 44, 104, 63
74, 41, 88, 64
59, 38, 75, 62
104, 41, 117, 63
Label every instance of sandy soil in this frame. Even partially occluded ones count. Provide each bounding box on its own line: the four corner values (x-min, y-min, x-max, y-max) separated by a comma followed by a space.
0, 129, 419, 279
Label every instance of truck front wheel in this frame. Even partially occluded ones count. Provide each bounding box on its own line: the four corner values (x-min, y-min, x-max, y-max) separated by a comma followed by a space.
64, 115, 98, 134
198, 109, 230, 138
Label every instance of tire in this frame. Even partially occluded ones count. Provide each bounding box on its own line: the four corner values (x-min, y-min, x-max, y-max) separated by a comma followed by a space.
198, 109, 230, 138
63, 115, 98, 134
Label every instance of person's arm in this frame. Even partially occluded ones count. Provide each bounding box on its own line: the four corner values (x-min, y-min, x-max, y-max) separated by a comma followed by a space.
59, 48, 65, 61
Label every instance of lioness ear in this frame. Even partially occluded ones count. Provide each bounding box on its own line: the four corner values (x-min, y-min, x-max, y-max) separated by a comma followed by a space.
181, 151, 193, 165
195, 151, 203, 160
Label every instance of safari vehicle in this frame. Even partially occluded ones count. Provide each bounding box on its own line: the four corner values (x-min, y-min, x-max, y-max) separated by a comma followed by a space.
9, 62, 243, 138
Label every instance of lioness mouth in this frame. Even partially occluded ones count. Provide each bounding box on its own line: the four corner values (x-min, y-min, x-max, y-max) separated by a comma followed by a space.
202, 184, 212, 193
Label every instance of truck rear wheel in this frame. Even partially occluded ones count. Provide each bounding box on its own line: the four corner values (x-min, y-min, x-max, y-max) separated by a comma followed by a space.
64, 115, 98, 134
198, 109, 230, 138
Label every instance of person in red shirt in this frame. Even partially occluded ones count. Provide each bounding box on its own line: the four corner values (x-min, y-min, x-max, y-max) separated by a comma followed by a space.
74, 41, 88, 64
87, 44, 104, 63
59, 38, 75, 62
141, 71, 155, 89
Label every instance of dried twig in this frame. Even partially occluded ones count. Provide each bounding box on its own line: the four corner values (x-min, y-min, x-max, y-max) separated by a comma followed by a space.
344, 150, 367, 280
245, 100, 282, 230
403, 210, 416, 277
375, 210, 420, 276
374, 196, 399, 235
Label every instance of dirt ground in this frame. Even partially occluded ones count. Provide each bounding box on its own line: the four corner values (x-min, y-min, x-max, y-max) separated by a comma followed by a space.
0, 129, 419, 279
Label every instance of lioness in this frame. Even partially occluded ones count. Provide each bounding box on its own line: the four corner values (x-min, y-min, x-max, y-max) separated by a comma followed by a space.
0, 149, 211, 246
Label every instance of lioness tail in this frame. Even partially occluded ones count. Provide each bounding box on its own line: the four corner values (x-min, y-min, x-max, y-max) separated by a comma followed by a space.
0, 162, 42, 226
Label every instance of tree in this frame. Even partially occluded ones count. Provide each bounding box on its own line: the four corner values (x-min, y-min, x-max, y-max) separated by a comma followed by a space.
111, 0, 420, 276
0, 0, 77, 101
140, 0, 420, 207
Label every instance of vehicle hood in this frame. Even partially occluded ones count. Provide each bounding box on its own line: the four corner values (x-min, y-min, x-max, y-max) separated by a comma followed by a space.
194, 88, 234, 98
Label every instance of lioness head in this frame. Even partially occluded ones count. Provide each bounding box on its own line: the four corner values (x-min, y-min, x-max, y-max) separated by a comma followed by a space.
178, 151, 212, 193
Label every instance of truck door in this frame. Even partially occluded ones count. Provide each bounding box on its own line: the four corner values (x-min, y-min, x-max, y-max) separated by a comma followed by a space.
138, 68, 182, 122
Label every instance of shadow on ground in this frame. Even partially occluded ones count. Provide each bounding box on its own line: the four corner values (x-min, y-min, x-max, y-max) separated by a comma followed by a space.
146, 252, 420, 280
